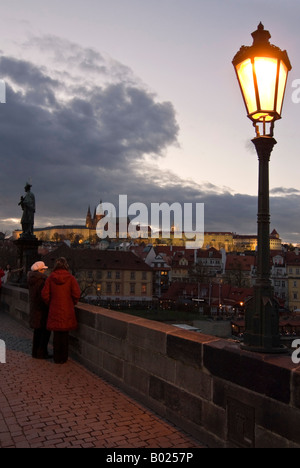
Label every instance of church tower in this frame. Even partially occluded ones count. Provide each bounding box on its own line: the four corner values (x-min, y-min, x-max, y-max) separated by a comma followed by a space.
86, 206, 92, 229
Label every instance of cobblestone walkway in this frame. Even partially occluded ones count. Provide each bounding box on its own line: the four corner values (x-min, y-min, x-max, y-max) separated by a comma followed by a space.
0, 312, 205, 448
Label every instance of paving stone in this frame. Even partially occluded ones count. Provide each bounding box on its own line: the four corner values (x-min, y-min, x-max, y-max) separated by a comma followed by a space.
0, 312, 205, 449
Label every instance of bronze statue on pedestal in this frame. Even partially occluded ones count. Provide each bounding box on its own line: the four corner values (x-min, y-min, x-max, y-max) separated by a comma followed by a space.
19, 182, 36, 239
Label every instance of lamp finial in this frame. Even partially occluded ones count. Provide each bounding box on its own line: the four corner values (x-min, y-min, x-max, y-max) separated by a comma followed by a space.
252, 22, 271, 45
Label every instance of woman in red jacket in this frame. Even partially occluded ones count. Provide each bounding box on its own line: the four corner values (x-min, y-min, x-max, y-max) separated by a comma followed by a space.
0, 268, 5, 287
42, 257, 81, 364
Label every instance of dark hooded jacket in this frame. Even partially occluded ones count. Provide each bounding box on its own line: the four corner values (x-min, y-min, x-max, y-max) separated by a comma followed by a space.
27, 270, 49, 329
41, 268, 81, 331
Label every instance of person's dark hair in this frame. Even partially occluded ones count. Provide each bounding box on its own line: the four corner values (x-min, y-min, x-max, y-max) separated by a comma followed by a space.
54, 257, 69, 271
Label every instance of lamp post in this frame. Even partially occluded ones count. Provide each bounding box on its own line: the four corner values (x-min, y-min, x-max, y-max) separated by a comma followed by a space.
232, 23, 292, 353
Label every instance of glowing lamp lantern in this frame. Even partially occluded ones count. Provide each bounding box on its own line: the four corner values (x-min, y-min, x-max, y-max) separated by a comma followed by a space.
232, 23, 291, 135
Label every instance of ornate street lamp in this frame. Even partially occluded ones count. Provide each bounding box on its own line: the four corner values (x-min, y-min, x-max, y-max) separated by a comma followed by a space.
232, 23, 292, 353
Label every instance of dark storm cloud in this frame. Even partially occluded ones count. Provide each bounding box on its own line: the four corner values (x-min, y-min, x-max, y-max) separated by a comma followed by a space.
24, 35, 136, 85
0, 47, 179, 223
0, 56, 59, 90
0, 37, 299, 244
89, 167, 300, 243
270, 187, 300, 195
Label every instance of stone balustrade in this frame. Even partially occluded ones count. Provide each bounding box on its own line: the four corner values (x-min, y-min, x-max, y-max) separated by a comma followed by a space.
1, 284, 300, 448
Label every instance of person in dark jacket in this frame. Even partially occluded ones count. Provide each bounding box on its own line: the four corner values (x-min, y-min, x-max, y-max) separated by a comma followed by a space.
27, 261, 51, 359
41, 257, 81, 364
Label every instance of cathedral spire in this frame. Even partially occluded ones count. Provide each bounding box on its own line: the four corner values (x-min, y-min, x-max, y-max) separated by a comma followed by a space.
86, 206, 92, 228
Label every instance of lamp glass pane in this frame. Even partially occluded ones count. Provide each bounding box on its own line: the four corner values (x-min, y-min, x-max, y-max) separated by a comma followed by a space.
254, 57, 277, 112
236, 59, 257, 114
276, 61, 288, 115
251, 112, 273, 122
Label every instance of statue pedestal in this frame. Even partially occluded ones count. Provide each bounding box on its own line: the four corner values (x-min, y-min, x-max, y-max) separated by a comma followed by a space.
13, 236, 42, 286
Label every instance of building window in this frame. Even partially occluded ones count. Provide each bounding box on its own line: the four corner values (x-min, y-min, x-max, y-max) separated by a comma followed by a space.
106, 283, 112, 294
115, 283, 120, 294
130, 283, 135, 295
130, 272, 135, 280
116, 271, 121, 279
294, 281, 297, 288
294, 293, 298, 300
97, 283, 102, 294
141, 284, 147, 295
142, 271, 147, 280
97, 271, 102, 280
107, 271, 112, 279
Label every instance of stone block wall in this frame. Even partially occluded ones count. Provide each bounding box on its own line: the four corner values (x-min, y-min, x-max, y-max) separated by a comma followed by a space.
1, 285, 300, 448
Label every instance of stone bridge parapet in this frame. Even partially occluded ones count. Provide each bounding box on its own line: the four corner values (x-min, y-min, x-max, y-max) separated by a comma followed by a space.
1, 284, 300, 448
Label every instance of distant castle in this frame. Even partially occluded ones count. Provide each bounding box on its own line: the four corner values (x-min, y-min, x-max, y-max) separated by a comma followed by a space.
13, 201, 283, 252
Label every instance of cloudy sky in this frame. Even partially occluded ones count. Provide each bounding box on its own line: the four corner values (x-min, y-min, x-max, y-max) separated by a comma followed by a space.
0, 0, 300, 243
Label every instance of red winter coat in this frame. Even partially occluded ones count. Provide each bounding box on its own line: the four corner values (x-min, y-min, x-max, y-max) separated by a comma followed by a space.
0, 269, 5, 288
41, 269, 81, 332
